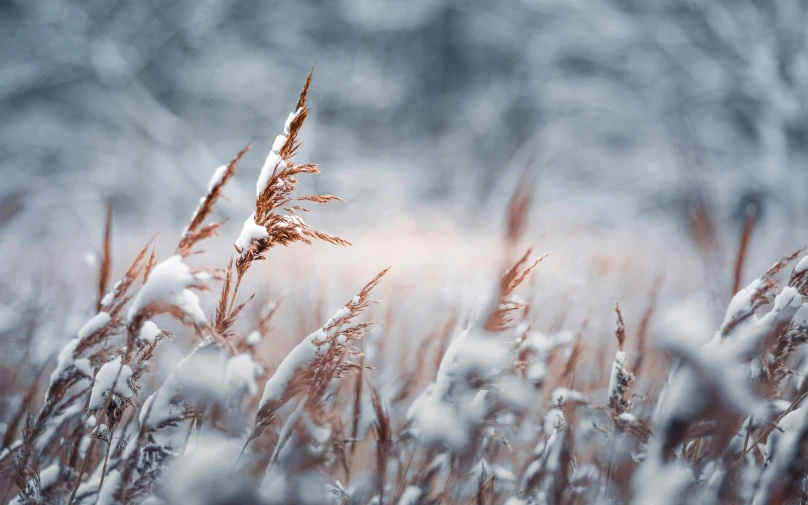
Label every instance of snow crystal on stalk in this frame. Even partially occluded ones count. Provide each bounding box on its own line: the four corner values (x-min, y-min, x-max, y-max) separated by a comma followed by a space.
77, 311, 111, 339
258, 330, 319, 408
138, 320, 161, 345
207, 164, 228, 192
720, 278, 762, 332
257, 293, 370, 409
50, 311, 112, 386
271, 135, 285, 152
552, 387, 585, 405
757, 286, 802, 327
89, 357, 134, 409
284, 108, 301, 132
100, 292, 114, 306
608, 350, 634, 414
235, 213, 268, 256
255, 107, 301, 197
93, 424, 109, 438
324, 306, 350, 328
256, 152, 287, 197
50, 338, 91, 386
127, 255, 207, 325
795, 254, 808, 274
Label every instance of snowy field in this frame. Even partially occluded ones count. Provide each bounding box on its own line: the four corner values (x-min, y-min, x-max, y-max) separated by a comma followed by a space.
4, 1, 808, 504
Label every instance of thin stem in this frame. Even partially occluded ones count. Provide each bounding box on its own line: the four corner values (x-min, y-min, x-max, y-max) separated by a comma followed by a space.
395, 447, 416, 503
179, 418, 195, 457
67, 438, 96, 505
1, 479, 14, 505
98, 427, 115, 492
733, 389, 808, 470
739, 415, 754, 466
226, 277, 243, 318
234, 437, 252, 471
603, 432, 617, 496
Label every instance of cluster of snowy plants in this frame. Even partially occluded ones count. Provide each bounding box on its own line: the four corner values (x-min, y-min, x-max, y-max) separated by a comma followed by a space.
3, 72, 808, 505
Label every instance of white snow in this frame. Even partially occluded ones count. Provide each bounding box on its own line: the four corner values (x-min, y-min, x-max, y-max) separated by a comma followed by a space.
406, 384, 472, 450
0, 439, 22, 462
93, 424, 109, 437
50, 311, 112, 386
140, 373, 183, 428
127, 255, 207, 325
795, 254, 808, 274
246, 330, 262, 346
436, 331, 509, 397
272, 135, 286, 152
36, 403, 84, 452
96, 470, 121, 505
608, 351, 629, 403
100, 292, 114, 306
165, 432, 246, 505
721, 279, 762, 332
207, 164, 228, 192
7, 464, 61, 505
256, 152, 287, 197
324, 306, 351, 328
284, 108, 301, 132
793, 304, 808, 328
138, 321, 162, 344
470, 459, 517, 487
527, 361, 546, 383
226, 354, 259, 396
234, 213, 268, 256
259, 330, 320, 408
38, 463, 61, 490
89, 357, 134, 409
398, 486, 422, 505
50, 338, 92, 386
406, 328, 514, 451
552, 387, 585, 405
254, 108, 301, 197
270, 398, 307, 465
753, 407, 808, 505
77, 311, 111, 339
631, 460, 695, 505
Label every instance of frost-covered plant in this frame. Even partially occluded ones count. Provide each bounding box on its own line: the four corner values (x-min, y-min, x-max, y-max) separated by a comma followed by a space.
5, 70, 808, 505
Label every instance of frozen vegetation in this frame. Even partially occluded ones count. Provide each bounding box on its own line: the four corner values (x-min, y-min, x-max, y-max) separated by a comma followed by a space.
1, 67, 808, 505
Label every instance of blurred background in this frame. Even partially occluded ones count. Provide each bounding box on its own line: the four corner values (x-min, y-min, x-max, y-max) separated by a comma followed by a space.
1, 0, 808, 349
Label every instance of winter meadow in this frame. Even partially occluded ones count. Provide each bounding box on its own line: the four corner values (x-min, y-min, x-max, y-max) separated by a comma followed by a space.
4, 1, 808, 504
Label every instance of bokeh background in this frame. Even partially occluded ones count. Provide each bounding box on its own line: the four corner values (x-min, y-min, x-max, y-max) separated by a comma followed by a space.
2, 0, 808, 352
